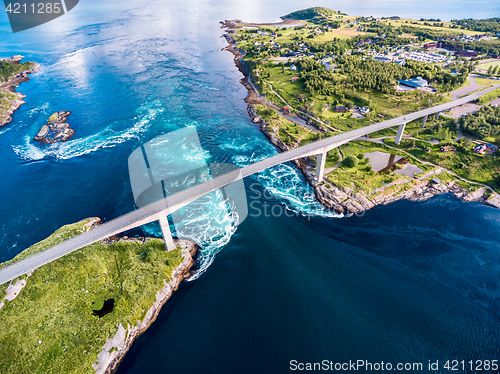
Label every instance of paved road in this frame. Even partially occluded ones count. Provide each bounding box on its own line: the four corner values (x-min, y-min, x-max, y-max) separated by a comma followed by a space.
1, 84, 499, 285
449, 74, 481, 100
488, 97, 500, 106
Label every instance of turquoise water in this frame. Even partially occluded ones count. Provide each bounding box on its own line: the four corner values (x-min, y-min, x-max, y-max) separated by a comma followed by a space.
1, 0, 500, 372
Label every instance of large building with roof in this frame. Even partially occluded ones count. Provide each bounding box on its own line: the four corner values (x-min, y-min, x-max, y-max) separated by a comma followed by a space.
397, 76, 429, 89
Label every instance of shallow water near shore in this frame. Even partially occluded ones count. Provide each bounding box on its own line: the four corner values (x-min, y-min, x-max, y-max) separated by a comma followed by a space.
1, 0, 500, 372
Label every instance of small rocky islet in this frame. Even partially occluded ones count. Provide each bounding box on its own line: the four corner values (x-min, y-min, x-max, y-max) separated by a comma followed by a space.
34, 111, 75, 144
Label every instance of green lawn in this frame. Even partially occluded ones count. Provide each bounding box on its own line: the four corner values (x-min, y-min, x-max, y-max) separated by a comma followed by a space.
478, 60, 500, 70
475, 77, 498, 87
383, 138, 500, 191
324, 141, 431, 194
382, 18, 482, 34
0, 218, 183, 374
260, 63, 447, 131
476, 87, 500, 105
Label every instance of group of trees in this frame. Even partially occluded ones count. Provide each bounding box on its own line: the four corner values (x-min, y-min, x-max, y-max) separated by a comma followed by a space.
449, 39, 500, 57
0, 61, 29, 82
452, 18, 500, 33
343, 56, 405, 93
399, 25, 463, 41
461, 105, 500, 139
446, 59, 477, 75
285, 7, 336, 20
290, 53, 466, 97
487, 65, 500, 75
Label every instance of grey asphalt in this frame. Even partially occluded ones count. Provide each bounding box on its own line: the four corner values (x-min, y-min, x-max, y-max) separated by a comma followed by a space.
1, 84, 499, 285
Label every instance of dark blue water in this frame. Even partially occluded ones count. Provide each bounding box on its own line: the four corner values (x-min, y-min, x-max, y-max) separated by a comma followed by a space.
1, 0, 500, 373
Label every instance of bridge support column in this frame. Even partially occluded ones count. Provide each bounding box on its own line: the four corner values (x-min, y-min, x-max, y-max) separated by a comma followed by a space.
435, 111, 441, 120
421, 114, 428, 128
315, 151, 327, 182
158, 215, 176, 252
395, 123, 406, 145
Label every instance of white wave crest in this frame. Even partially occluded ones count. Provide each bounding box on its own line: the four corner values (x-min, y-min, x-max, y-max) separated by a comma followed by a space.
12, 100, 164, 161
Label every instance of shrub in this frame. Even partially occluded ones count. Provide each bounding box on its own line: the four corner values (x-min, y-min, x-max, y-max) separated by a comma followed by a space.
343, 155, 358, 168
92, 295, 105, 311
357, 152, 365, 160
140, 247, 157, 263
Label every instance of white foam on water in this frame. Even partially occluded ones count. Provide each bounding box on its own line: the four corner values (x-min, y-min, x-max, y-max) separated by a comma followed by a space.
198, 83, 220, 91
139, 144, 343, 281
141, 189, 238, 281
12, 99, 164, 161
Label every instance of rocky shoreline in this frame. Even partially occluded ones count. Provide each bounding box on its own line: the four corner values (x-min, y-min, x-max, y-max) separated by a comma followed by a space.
92, 233, 198, 374
0, 60, 40, 128
34, 111, 76, 144
222, 25, 500, 214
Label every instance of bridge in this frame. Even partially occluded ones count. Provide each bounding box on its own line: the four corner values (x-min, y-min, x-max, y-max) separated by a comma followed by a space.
0, 84, 499, 285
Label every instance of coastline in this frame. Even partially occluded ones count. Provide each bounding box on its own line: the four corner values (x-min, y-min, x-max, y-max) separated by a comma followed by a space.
0, 61, 40, 128
94, 237, 198, 374
221, 24, 500, 214
0, 216, 198, 374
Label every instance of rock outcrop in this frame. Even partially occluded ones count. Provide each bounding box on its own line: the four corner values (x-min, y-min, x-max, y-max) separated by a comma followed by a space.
34, 111, 75, 144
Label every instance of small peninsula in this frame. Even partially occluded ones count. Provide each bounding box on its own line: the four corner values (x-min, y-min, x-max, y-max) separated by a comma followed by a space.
0, 55, 40, 127
0, 218, 198, 374
222, 7, 500, 213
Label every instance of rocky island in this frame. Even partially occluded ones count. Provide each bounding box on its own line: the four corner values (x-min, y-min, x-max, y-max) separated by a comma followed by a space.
34, 111, 76, 144
222, 7, 500, 214
0, 55, 40, 127
0, 218, 198, 374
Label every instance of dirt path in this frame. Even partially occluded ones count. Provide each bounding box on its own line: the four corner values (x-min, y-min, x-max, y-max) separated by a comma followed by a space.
324, 149, 343, 174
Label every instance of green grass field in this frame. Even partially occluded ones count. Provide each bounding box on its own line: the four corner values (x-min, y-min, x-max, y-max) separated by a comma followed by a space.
260, 63, 445, 130
381, 19, 484, 36
0, 218, 183, 374
474, 77, 498, 87
478, 60, 500, 70
324, 141, 431, 194
383, 138, 500, 191
476, 88, 500, 105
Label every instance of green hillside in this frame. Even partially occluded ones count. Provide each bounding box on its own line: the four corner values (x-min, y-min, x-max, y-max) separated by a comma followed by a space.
284, 7, 336, 20
0, 218, 183, 374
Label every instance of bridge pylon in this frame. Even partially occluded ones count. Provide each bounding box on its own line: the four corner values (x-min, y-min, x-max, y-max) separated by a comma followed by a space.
421, 115, 428, 128
158, 214, 177, 251
395, 123, 406, 145
316, 152, 327, 182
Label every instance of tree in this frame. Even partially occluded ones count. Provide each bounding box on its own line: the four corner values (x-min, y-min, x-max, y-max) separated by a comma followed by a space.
488, 65, 493, 75
140, 247, 157, 263
343, 155, 359, 168
357, 152, 365, 159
